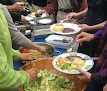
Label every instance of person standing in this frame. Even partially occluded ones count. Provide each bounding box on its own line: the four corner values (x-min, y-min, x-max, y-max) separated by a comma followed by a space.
0, 0, 28, 22
0, 3, 46, 52
0, 8, 37, 91
66, 0, 107, 56
27, 0, 58, 22
76, 21, 107, 91
57, 0, 87, 23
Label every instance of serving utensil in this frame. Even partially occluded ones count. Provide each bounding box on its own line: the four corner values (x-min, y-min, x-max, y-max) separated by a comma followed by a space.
24, 6, 30, 12
60, 19, 69, 23
68, 56, 99, 61
67, 42, 78, 52
79, 57, 99, 60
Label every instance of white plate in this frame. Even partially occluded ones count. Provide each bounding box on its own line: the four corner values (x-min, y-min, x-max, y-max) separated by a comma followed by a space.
50, 23, 81, 35
25, 16, 34, 21
36, 18, 54, 25
53, 52, 94, 74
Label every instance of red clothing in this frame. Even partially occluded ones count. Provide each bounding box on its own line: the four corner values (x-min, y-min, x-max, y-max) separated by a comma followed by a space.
70, 0, 87, 12
70, 0, 87, 23
90, 21, 107, 90
43, 0, 87, 22
43, 0, 58, 22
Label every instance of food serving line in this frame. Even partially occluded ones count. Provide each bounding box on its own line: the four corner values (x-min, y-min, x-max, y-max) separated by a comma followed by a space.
13, 29, 67, 71
13, 15, 94, 91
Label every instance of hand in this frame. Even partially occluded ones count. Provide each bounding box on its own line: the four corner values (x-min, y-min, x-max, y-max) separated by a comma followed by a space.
25, 68, 37, 82
30, 43, 47, 53
36, 9, 46, 15
103, 84, 107, 91
76, 32, 94, 45
38, 46, 47, 53
19, 53, 33, 61
78, 24, 92, 32
20, 15, 28, 22
76, 68, 91, 82
66, 12, 81, 21
11, 2, 25, 12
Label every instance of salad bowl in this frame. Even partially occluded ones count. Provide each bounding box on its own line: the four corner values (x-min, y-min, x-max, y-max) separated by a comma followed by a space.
18, 57, 87, 91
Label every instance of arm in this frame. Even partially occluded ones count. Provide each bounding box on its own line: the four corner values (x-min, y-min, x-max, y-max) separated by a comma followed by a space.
1, 4, 47, 52
87, 21, 106, 32
0, 43, 29, 89
66, 8, 88, 20
6, 2, 25, 12
79, 21, 106, 32
12, 48, 21, 61
94, 21, 107, 36
103, 84, 107, 91
78, 8, 88, 18
77, 68, 107, 87
0, 4, 32, 48
43, 0, 58, 15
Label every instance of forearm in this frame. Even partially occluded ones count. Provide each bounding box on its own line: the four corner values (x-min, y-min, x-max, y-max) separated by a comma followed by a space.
1, 5, 32, 48
89, 21, 106, 31
12, 48, 21, 61
29, 43, 40, 50
6, 5, 14, 12
11, 31, 32, 48
78, 8, 88, 18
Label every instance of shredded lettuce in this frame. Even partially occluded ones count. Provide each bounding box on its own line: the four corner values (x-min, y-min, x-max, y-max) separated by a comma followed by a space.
24, 70, 75, 91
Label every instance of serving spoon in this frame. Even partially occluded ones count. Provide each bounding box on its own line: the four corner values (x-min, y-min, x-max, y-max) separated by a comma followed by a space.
68, 56, 99, 61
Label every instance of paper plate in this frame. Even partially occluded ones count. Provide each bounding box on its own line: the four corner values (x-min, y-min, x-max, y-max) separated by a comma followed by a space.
50, 23, 81, 35
53, 52, 94, 74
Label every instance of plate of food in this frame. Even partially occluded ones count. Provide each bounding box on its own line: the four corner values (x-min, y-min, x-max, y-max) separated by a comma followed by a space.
50, 23, 81, 35
53, 52, 94, 74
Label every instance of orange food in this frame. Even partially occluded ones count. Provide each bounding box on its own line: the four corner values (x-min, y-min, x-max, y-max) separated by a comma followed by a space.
22, 49, 44, 59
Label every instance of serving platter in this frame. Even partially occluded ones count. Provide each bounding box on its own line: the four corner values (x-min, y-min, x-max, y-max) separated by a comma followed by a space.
53, 52, 94, 74
19, 42, 55, 59
50, 23, 81, 35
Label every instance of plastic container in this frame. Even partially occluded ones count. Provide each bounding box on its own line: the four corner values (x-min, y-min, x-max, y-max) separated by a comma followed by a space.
33, 25, 54, 38
45, 35, 73, 49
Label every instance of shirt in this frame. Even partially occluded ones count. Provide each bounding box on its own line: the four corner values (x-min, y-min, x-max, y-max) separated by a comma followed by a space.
0, 9, 29, 91
90, 21, 107, 90
0, 3, 32, 48
86, 0, 107, 27
58, 0, 72, 10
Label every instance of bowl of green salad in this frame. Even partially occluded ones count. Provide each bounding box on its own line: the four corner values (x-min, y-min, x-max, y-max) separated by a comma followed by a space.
18, 57, 87, 91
